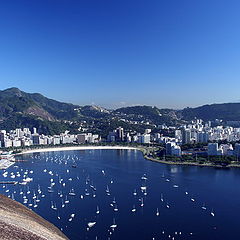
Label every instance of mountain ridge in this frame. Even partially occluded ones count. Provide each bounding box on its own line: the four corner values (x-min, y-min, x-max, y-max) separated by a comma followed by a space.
0, 87, 240, 135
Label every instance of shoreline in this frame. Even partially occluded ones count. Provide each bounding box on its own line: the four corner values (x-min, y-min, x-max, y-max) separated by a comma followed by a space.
144, 156, 240, 169
14, 145, 240, 169
16, 146, 139, 155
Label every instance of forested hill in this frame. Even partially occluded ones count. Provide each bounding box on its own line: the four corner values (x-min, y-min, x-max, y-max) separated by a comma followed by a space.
181, 103, 240, 121
0, 87, 240, 135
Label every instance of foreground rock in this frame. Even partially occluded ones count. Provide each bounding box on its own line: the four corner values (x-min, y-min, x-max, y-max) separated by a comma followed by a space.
0, 194, 68, 240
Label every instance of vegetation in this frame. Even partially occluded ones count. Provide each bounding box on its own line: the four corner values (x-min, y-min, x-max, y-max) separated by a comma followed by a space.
182, 103, 240, 121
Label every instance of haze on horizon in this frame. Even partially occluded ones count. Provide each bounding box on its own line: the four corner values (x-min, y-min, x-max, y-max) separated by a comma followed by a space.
0, 0, 240, 109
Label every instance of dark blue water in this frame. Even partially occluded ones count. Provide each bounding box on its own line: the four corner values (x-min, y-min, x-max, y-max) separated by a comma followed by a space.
0, 149, 240, 240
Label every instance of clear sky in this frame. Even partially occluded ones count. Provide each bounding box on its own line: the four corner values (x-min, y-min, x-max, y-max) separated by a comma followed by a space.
0, 0, 240, 109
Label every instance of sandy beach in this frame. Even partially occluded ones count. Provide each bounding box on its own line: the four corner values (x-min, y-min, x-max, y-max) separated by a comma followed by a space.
18, 146, 139, 155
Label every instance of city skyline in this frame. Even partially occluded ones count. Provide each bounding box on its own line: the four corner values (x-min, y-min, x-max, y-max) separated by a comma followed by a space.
1, 0, 240, 108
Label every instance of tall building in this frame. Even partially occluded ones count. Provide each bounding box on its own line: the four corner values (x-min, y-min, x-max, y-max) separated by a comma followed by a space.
196, 132, 209, 143
77, 134, 86, 144
0, 132, 5, 148
116, 127, 124, 142
208, 143, 219, 156
182, 129, 191, 144
235, 143, 240, 158
166, 142, 181, 156
166, 142, 174, 155
32, 134, 40, 145
33, 127, 37, 135
138, 134, 151, 144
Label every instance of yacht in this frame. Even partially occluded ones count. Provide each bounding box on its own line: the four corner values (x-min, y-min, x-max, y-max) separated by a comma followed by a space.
88, 222, 96, 228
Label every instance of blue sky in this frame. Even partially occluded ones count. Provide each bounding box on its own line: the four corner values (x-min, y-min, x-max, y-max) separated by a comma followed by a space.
0, 0, 240, 109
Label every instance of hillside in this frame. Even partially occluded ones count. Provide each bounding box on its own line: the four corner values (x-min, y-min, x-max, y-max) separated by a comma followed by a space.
0, 194, 68, 240
181, 103, 240, 121
1, 87, 240, 135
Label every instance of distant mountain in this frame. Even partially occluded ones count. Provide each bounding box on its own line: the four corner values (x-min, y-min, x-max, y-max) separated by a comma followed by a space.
181, 103, 240, 121
0, 88, 81, 134
0, 87, 78, 120
1, 87, 240, 135
114, 106, 180, 125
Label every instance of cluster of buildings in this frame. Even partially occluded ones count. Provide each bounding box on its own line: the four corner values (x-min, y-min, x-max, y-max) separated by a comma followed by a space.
157, 119, 240, 157
107, 127, 151, 144
0, 128, 100, 148
207, 143, 240, 157
2, 118, 240, 158
174, 119, 240, 145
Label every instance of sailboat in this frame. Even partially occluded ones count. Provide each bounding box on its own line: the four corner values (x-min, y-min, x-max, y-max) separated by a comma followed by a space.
88, 222, 96, 228
61, 199, 65, 208
96, 206, 100, 214
201, 203, 207, 210
110, 218, 117, 230
113, 204, 118, 212
33, 199, 38, 208
160, 193, 164, 202
131, 205, 136, 212
140, 198, 144, 207
210, 209, 215, 217
48, 187, 54, 193
106, 185, 110, 196
141, 174, 148, 180
69, 188, 76, 196
65, 196, 69, 204
156, 208, 160, 216
85, 189, 90, 196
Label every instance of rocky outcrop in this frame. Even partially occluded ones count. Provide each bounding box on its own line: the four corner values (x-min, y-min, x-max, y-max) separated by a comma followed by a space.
25, 106, 55, 121
0, 194, 68, 240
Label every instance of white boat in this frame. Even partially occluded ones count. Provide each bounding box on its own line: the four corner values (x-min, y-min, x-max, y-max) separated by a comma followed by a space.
140, 198, 144, 207
131, 205, 136, 212
65, 196, 69, 204
110, 218, 117, 229
96, 206, 100, 214
106, 186, 110, 196
160, 193, 164, 202
156, 208, 160, 216
211, 209, 215, 216
85, 189, 90, 196
69, 188, 76, 196
133, 189, 137, 196
23, 177, 33, 183
88, 222, 96, 228
48, 188, 54, 193
113, 204, 118, 212
201, 203, 207, 210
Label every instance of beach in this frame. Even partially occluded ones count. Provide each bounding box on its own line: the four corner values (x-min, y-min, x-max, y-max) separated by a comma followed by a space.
18, 146, 139, 155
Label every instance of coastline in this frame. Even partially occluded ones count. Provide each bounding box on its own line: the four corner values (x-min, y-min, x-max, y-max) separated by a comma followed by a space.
14, 145, 240, 169
17, 146, 139, 155
144, 155, 240, 169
